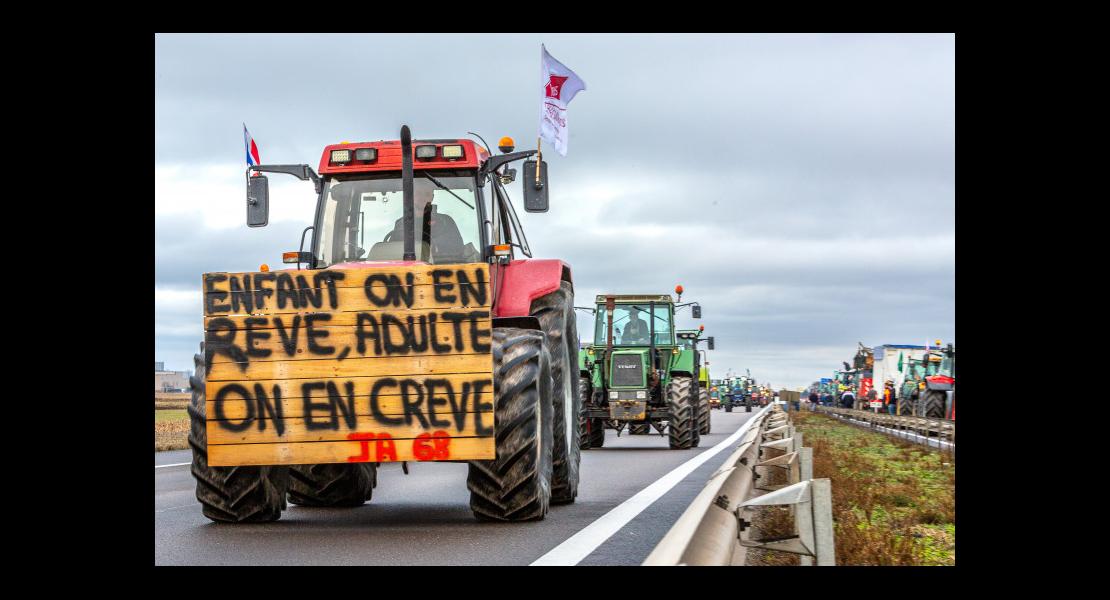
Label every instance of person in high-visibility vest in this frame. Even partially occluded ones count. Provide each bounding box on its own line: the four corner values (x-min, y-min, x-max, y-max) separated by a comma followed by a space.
883, 381, 896, 415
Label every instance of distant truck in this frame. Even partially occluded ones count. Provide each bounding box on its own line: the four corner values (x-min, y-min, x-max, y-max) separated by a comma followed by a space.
870, 344, 929, 410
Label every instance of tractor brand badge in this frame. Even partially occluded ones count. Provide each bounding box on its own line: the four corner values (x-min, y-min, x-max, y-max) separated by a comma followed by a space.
545, 75, 569, 100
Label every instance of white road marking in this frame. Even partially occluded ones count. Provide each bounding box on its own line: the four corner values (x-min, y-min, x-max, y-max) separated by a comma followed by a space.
530, 405, 772, 566
155, 462, 190, 469
156, 503, 198, 513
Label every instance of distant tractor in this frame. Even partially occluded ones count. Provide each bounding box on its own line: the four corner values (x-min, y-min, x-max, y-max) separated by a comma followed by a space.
578, 292, 704, 449
898, 361, 924, 415
708, 383, 722, 410
920, 343, 955, 419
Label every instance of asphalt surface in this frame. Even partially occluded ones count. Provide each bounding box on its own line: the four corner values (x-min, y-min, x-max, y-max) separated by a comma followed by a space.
155, 408, 759, 565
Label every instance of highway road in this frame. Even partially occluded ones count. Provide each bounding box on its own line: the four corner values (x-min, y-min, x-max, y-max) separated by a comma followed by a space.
155, 408, 761, 565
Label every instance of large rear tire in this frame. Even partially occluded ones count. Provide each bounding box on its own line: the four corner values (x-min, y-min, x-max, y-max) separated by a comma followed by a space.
188, 342, 289, 523
667, 375, 696, 449
467, 328, 554, 521
921, 389, 947, 419
698, 388, 711, 435
531, 282, 581, 504
288, 463, 376, 507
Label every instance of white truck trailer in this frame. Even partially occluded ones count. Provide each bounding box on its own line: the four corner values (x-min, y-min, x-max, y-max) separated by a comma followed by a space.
871, 344, 930, 401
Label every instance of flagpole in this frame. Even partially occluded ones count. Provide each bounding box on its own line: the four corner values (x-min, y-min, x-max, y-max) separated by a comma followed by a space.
535, 136, 542, 183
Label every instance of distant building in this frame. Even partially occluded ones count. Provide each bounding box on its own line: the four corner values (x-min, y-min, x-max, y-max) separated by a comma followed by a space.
155, 361, 164, 371
155, 369, 191, 393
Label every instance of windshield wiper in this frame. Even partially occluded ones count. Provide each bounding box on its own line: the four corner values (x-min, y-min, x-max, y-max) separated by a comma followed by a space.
422, 172, 474, 209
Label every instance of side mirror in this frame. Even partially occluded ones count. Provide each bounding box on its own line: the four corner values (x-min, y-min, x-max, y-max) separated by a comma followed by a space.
247, 175, 269, 227
707, 336, 715, 350
692, 305, 702, 319
522, 160, 549, 213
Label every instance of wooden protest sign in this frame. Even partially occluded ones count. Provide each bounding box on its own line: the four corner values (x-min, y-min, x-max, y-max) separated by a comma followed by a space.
201, 263, 495, 466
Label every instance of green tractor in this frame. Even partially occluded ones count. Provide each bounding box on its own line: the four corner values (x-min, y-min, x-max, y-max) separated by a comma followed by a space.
676, 327, 715, 435
898, 359, 925, 415
896, 345, 955, 418
578, 292, 703, 449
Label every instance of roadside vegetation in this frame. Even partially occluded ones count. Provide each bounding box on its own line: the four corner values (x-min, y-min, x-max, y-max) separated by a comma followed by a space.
750, 409, 954, 566
155, 393, 190, 452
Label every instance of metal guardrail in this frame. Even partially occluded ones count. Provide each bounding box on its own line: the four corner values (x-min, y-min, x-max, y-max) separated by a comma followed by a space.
643, 403, 835, 566
814, 406, 955, 450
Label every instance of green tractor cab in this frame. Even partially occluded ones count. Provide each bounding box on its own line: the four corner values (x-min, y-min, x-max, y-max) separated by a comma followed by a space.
578, 292, 704, 449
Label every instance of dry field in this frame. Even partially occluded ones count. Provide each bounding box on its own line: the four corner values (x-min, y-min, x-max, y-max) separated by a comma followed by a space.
155, 393, 191, 451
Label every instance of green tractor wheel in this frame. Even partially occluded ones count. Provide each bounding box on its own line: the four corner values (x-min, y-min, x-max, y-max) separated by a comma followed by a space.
667, 375, 697, 449
587, 418, 605, 448
577, 376, 592, 450
697, 388, 711, 435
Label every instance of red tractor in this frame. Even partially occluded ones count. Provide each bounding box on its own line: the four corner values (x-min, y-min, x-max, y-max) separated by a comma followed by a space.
190, 126, 581, 523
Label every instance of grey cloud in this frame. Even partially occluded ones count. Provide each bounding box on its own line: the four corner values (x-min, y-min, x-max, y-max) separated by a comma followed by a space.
155, 33, 954, 387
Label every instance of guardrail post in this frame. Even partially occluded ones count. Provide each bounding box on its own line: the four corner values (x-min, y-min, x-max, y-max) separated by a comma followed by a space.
735, 478, 835, 565
799, 447, 813, 483
812, 479, 835, 566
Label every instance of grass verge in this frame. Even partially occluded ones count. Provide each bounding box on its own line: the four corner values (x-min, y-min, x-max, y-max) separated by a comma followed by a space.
748, 409, 954, 565
793, 409, 954, 565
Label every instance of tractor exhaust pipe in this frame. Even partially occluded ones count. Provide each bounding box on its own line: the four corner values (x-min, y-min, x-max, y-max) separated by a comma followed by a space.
401, 125, 416, 262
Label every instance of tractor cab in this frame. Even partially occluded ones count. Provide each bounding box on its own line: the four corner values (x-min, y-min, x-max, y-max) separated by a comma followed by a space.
578, 292, 707, 448
247, 136, 550, 270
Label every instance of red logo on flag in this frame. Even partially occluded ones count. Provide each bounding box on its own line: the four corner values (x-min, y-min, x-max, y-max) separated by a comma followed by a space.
545, 75, 569, 100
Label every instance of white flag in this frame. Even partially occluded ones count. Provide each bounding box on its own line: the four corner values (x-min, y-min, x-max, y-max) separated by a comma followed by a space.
539, 44, 586, 156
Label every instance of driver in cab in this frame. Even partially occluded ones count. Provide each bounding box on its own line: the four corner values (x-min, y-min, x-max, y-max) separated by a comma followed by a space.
620, 306, 650, 344
383, 182, 464, 260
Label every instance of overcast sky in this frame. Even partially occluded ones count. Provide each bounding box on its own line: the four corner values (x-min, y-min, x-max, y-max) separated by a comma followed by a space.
154, 33, 954, 389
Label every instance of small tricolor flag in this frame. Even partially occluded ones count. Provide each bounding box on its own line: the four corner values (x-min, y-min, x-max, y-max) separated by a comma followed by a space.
243, 123, 260, 166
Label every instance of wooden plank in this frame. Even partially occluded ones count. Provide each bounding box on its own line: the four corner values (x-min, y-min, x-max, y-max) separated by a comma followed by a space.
203, 263, 490, 316
205, 262, 489, 290
206, 410, 494, 445
207, 352, 492, 381
204, 285, 491, 318
206, 398, 495, 423
208, 436, 496, 466
204, 310, 491, 363
206, 373, 493, 419
205, 308, 494, 330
